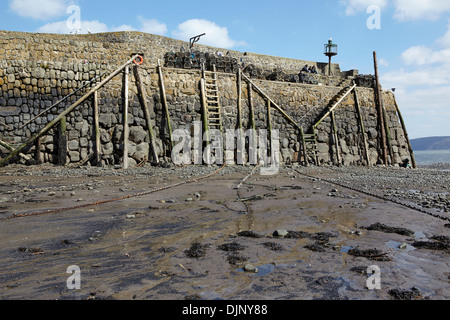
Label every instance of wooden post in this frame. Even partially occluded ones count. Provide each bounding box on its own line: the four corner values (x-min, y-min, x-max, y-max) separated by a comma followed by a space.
300, 127, 308, 167
57, 116, 67, 166
158, 60, 173, 151
93, 91, 102, 167
354, 89, 370, 165
134, 66, 159, 164
248, 82, 257, 165
0, 139, 14, 152
248, 83, 256, 132
35, 136, 42, 164
123, 65, 130, 169
237, 68, 243, 131
382, 100, 394, 165
0, 54, 141, 167
393, 96, 417, 169
266, 99, 273, 156
236, 68, 244, 164
200, 78, 210, 150
373, 51, 388, 166
330, 111, 341, 165
241, 73, 302, 132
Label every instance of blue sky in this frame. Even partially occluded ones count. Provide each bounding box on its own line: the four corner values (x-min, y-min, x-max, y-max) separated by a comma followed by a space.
1, 0, 450, 139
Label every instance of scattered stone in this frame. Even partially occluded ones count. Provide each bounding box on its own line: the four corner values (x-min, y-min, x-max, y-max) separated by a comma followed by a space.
398, 242, 408, 250
244, 264, 258, 273
273, 230, 288, 238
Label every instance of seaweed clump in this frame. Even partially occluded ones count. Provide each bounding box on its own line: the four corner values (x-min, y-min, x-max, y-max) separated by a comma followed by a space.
218, 242, 246, 252
388, 287, 423, 300
363, 222, 414, 237
347, 248, 392, 261
185, 243, 209, 258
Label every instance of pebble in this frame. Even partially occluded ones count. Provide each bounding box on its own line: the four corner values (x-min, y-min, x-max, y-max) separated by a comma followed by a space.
244, 264, 258, 273
273, 230, 288, 238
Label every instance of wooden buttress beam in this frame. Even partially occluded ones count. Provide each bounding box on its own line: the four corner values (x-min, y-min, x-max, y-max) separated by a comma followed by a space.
0, 54, 141, 167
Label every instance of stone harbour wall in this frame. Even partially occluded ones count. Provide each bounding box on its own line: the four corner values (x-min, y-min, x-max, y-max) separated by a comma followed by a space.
0, 31, 413, 167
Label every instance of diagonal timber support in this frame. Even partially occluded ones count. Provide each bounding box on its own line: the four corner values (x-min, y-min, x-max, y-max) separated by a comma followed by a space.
0, 54, 141, 167
313, 83, 357, 130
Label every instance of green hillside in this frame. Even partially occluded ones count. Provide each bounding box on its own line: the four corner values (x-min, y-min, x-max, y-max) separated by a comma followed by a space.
410, 136, 450, 151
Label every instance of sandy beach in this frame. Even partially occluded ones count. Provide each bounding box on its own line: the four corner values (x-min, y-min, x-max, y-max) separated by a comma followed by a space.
0, 163, 449, 300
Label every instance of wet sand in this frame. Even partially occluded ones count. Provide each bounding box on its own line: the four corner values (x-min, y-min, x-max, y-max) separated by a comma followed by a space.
0, 163, 449, 300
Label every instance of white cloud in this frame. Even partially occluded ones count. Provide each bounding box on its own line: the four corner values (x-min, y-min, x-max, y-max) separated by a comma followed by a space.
382, 67, 450, 88
341, 0, 388, 15
393, 0, 450, 21
172, 19, 246, 49
401, 46, 450, 66
378, 58, 390, 67
437, 19, 450, 48
342, 0, 450, 21
35, 16, 167, 35
138, 17, 167, 36
37, 20, 109, 34
10, 0, 68, 20
112, 25, 136, 32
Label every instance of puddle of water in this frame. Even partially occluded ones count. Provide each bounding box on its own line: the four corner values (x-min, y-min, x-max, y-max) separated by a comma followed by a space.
235, 264, 276, 277
414, 231, 427, 240
340, 246, 353, 253
386, 241, 416, 252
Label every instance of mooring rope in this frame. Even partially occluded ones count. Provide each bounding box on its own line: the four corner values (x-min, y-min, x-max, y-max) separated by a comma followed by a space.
293, 167, 450, 222
0, 163, 227, 222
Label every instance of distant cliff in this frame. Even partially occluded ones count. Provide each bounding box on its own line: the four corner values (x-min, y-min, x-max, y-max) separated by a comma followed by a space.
411, 136, 450, 151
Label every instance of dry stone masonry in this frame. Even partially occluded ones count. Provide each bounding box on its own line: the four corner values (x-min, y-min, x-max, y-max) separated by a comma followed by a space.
0, 31, 414, 167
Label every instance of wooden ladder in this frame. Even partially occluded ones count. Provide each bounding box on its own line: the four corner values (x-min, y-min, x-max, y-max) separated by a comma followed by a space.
302, 132, 319, 166
203, 66, 222, 132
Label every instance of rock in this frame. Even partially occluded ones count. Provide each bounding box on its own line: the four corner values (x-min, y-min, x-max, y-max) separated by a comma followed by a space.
273, 230, 289, 238
398, 242, 408, 250
244, 264, 258, 273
